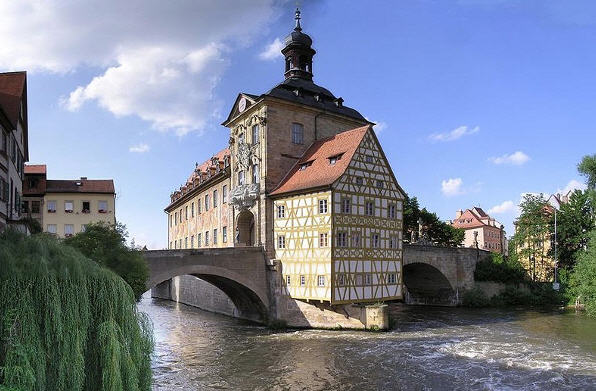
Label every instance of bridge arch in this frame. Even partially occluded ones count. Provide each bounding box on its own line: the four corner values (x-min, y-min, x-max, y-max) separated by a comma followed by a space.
144, 248, 270, 323
403, 262, 456, 306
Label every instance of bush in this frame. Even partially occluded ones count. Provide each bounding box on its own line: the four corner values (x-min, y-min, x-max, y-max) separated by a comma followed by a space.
474, 253, 527, 284
0, 230, 153, 390
64, 222, 149, 300
569, 230, 596, 316
462, 287, 490, 307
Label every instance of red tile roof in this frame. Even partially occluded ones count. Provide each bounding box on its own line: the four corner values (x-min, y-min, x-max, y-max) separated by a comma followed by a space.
270, 125, 370, 196
25, 164, 47, 175
0, 72, 26, 129
187, 148, 230, 184
46, 179, 115, 194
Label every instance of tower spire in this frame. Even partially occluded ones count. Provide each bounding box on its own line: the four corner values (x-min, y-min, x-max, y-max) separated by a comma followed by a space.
294, 7, 302, 31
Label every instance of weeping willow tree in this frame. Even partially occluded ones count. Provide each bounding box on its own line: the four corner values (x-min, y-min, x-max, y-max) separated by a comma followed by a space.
0, 230, 153, 391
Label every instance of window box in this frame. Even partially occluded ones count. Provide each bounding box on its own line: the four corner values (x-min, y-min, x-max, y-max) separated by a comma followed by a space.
82, 209, 90, 214
98, 210, 107, 214
65, 210, 73, 213
48, 210, 56, 213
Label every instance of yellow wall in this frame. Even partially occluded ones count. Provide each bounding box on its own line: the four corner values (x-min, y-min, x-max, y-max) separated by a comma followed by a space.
167, 177, 233, 249
43, 193, 115, 238
274, 190, 332, 301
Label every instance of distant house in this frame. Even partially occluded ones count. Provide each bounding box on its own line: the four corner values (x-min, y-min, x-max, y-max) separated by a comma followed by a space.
23, 164, 116, 237
0, 72, 28, 231
451, 207, 507, 254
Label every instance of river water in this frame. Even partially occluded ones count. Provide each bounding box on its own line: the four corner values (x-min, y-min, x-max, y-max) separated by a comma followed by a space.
138, 296, 596, 390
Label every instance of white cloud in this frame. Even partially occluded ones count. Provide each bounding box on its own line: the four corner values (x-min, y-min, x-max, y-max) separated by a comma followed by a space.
365, 118, 387, 134
0, 1, 279, 134
129, 143, 150, 153
488, 200, 515, 214
441, 178, 464, 196
259, 38, 284, 60
489, 151, 530, 166
429, 125, 479, 142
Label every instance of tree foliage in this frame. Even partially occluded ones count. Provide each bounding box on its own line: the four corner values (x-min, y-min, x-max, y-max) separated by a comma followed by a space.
0, 230, 153, 390
474, 253, 527, 284
555, 189, 596, 268
578, 154, 596, 190
510, 193, 553, 280
64, 222, 149, 301
402, 194, 464, 247
569, 230, 596, 316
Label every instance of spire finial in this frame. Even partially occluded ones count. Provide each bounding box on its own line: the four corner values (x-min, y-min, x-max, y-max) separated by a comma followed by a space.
294, 7, 302, 31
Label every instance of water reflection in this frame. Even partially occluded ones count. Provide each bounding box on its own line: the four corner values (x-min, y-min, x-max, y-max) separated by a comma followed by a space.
139, 296, 596, 390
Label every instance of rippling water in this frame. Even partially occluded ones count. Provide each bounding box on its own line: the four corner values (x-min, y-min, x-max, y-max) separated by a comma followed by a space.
138, 295, 596, 390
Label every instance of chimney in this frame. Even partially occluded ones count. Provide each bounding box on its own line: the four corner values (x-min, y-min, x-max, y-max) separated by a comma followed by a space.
456, 209, 463, 219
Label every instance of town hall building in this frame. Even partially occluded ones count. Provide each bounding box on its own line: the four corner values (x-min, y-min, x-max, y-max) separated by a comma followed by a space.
165, 9, 406, 305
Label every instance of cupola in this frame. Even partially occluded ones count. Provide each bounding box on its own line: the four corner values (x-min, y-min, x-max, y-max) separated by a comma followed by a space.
281, 8, 316, 81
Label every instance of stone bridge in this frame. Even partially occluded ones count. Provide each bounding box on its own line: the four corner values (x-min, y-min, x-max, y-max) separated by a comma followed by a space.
143, 244, 493, 326
403, 244, 492, 305
143, 247, 272, 322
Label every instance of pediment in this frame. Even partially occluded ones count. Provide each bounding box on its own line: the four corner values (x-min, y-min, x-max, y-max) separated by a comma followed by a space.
222, 93, 258, 126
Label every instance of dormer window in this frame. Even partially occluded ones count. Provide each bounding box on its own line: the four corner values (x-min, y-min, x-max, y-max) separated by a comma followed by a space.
328, 153, 343, 165
299, 161, 313, 171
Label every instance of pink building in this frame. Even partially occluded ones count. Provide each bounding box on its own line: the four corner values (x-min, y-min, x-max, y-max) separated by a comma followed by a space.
451, 207, 507, 254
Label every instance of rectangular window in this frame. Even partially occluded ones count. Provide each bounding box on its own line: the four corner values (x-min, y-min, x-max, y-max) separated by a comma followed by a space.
21, 200, 28, 213
319, 233, 328, 247
223, 226, 227, 243
47, 224, 57, 234
328, 153, 343, 165
356, 177, 363, 185
32, 201, 40, 214
366, 155, 374, 163
291, 123, 304, 144
337, 274, 345, 286
98, 200, 108, 213
389, 236, 398, 249
372, 233, 380, 248
278, 235, 286, 249
64, 224, 74, 237
213, 229, 218, 244
252, 124, 259, 144
205, 195, 210, 211
213, 190, 218, 208
191, 202, 195, 217
175, 212, 178, 225
81, 225, 87, 233
341, 198, 351, 214
300, 275, 306, 286
64, 201, 74, 213
197, 233, 202, 247
277, 205, 285, 218
184, 237, 188, 249
179, 239, 182, 249
366, 201, 374, 216
185, 205, 188, 219
252, 164, 259, 184
286, 275, 291, 286
222, 185, 227, 203
376, 180, 384, 188
198, 199, 201, 214
318, 199, 328, 214
387, 273, 397, 284
389, 204, 396, 219
205, 231, 210, 246
191, 235, 194, 248
82, 201, 90, 213
317, 275, 325, 287
352, 232, 361, 247
365, 273, 372, 285
337, 232, 348, 247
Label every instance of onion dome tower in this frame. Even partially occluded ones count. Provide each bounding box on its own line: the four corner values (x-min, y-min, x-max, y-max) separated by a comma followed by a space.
281, 8, 316, 81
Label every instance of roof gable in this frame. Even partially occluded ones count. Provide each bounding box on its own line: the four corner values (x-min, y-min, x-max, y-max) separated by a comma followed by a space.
0, 72, 26, 129
222, 93, 258, 126
270, 125, 370, 196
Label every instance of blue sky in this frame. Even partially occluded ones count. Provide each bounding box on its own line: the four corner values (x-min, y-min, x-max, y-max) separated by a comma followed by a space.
2, 0, 595, 248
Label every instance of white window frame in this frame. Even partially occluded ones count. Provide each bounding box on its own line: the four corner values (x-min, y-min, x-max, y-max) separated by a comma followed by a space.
318, 199, 328, 214
278, 235, 286, 249
317, 275, 325, 287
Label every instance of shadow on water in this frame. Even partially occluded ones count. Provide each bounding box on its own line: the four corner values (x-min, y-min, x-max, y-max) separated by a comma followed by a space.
141, 297, 596, 391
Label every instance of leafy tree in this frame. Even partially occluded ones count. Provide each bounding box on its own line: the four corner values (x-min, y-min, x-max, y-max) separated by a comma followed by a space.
578, 154, 596, 190
555, 189, 596, 269
510, 193, 553, 281
64, 222, 149, 300
569, 229, 596, 316
474, 252, 527, 284
402, 194, 464, 247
